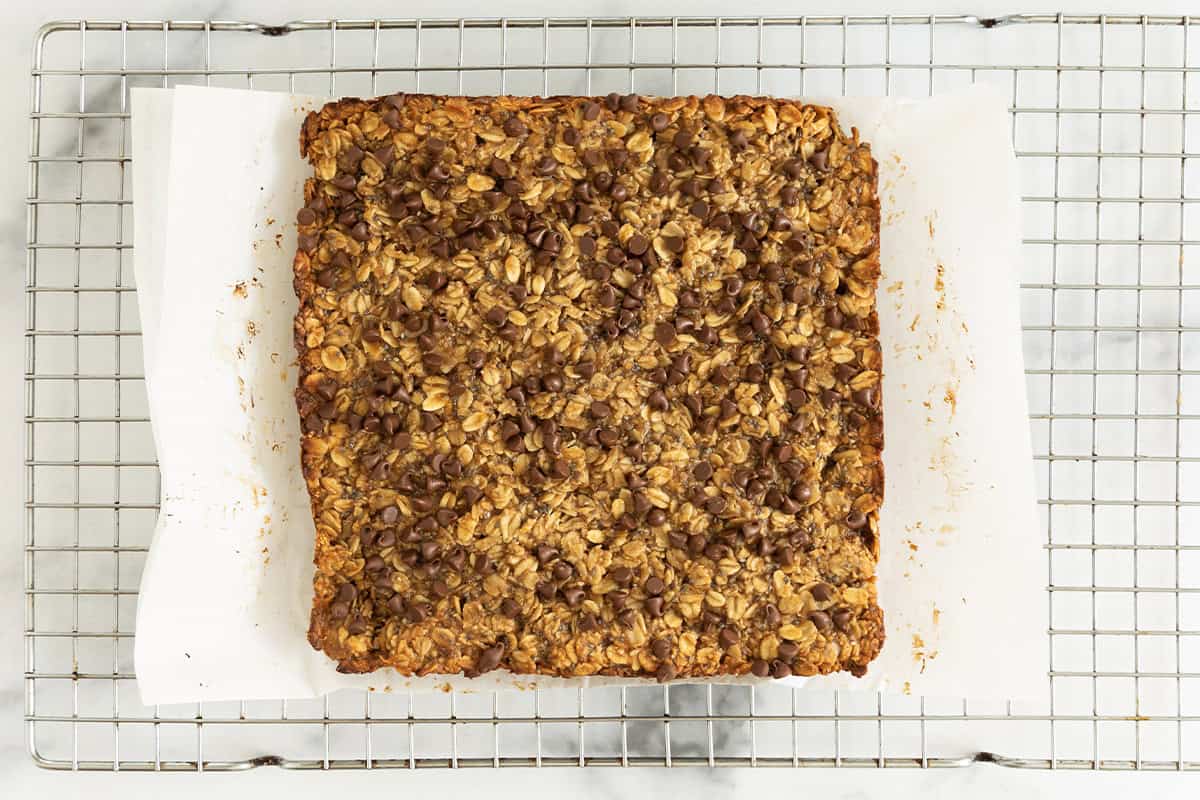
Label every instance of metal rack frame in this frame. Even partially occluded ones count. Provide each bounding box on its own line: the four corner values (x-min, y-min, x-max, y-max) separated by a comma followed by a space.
24, 13, 1200, 771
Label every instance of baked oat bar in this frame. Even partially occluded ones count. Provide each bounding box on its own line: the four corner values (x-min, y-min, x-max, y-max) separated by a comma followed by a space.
293, 92, 883, 681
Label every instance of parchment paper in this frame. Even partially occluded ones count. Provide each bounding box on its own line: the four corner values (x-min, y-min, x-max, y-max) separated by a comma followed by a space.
132, 85, 1044, 706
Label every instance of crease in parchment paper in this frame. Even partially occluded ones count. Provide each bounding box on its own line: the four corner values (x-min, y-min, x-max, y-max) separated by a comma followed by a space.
131, 85, 1044, 706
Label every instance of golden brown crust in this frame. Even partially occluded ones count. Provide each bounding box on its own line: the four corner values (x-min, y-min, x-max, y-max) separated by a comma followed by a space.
293, 92, 883, 681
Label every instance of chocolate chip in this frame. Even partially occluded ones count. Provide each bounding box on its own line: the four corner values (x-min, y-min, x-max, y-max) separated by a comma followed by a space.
729, 128, 749, 148
661, 235, 684, 254
442, 548, 466, 572
809, 149, 829, 171
605, 567, 632, 589
845, 510, 867, 530
649, 171, 669, 195
832, 608, 853, 632
642, 640, 669, 664
810, 582, 834, 603
853, 387, 878, 409
561, 586, 586, 607
563, 126, 580, 146
707, 213, 732, 234
496, 597, 520, 619
825, 307, 844, 329
589, 400, 611, 419
552, 455, 571, 482
644, 576, 666, 596
637, 506, 664, 527
576, 361, 596, 380
768, 644, 797, 667
718, 628, 740, 649
644, 596, 665, 618
750, 659, 771, 678
801, 610, 832, 634
619, 93, 639, 112
764, 604, 782, 628
503, 116, 528, 137
584, 101, 602, 121
644, 112, 669, 132
597, 428, 619, 447
692, 462, 713, 481
476, 643, 504, 674
651, 321, 678, 348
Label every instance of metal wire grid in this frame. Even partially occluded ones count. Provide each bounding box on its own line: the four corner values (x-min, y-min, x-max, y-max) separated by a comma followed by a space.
22, 13, 1200, 771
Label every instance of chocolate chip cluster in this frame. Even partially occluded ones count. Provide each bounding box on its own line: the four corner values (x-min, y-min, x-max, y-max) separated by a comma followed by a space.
294, 92, 883, 682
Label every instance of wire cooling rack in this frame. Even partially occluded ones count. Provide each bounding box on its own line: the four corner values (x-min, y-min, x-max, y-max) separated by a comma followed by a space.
23, 13, 1200, 771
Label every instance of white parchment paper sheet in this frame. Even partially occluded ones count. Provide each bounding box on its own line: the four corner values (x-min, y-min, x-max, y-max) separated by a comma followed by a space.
132, 85, 1044, 706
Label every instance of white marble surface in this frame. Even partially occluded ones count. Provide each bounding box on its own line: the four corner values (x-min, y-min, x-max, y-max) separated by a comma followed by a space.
3, 0, 1197, 797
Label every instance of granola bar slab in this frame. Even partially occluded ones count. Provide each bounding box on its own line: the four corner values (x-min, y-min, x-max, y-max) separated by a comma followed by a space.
294, 92, 883, 681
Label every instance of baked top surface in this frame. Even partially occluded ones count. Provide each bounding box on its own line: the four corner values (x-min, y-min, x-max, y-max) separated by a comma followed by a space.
293, 92, 883, 681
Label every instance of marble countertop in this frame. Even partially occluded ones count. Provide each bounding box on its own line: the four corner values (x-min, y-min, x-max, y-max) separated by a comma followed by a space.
2, 0, 1195, 798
